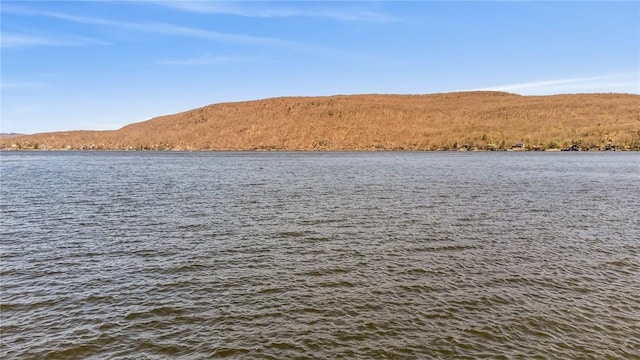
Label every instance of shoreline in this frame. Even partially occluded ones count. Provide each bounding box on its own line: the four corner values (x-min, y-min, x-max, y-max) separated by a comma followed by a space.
1, 147, 634, 153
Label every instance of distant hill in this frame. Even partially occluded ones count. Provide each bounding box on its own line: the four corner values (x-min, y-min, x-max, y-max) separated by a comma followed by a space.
2, 92, 639, 151
0, 133, 27, 139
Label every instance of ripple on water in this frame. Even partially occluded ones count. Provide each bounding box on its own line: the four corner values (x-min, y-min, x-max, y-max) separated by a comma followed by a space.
1, 152, 639, 358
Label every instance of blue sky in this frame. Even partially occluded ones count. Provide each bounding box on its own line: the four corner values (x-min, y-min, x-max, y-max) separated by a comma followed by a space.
1, 1, 639, 134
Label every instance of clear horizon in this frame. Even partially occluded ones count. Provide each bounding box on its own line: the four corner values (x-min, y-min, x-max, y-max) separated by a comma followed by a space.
2, 1, 639, 134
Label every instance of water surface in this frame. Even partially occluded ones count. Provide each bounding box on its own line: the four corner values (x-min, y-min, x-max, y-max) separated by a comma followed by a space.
1, 151, 639, 358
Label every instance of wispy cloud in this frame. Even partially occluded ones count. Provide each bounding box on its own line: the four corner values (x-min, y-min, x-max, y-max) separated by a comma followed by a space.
157, 54, 270, 66
0, 80, 49, 89
3, 6, 310, 48
2, 3, 396, 62
1, 32, 105, 48
479, 72, 640, 95
144, 1, 398, 23
145, 1, 297, 18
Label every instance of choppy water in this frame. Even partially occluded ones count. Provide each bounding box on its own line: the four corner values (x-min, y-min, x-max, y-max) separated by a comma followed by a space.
1, 151, 639, 359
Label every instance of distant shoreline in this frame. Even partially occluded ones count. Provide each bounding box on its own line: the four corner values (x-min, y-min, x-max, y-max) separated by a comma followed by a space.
1, 147, 634, 153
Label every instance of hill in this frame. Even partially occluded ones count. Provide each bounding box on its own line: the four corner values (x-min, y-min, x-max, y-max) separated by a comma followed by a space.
0, 133, 27, 139
3, 92, 639, 151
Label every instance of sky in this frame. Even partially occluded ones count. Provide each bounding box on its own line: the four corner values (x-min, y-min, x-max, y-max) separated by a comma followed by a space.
1, 1, 639, 134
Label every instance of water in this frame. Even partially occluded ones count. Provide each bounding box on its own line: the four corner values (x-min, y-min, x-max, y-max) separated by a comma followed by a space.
1, 151, 639, 359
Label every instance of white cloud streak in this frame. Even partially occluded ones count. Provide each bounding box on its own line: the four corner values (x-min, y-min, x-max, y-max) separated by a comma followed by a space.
0, 80, 49, 89
143, 1, 398, 23
2, 3, 396, 64
479, 73, 640, 95
1, 32, 91, 48
157, 54, 270, 66
3, 6, 311, 48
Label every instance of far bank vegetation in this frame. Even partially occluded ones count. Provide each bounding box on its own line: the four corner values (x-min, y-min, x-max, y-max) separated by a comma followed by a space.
3, 92, 640, 151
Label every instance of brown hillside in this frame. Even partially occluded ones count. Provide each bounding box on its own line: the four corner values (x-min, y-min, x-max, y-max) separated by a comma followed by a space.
3, 92, 639, 151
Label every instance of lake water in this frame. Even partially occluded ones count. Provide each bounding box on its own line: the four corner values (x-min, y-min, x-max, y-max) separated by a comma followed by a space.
1, 151, 639, 359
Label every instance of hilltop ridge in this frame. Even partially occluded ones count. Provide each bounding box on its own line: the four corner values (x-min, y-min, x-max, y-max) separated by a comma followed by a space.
3, 92, 639, 151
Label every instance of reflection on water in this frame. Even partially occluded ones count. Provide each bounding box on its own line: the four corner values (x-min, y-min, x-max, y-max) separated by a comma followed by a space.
1, 151, 639, 358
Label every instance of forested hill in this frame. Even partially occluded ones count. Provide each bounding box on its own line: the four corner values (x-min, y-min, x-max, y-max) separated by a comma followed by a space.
3, 92, 639, 151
